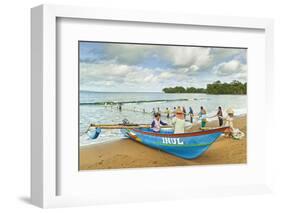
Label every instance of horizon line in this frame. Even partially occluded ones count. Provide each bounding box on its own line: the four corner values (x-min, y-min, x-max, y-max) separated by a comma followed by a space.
80, 90, 163, 93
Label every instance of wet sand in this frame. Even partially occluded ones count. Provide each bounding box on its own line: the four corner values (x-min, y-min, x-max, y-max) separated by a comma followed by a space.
80, 116, 247, 170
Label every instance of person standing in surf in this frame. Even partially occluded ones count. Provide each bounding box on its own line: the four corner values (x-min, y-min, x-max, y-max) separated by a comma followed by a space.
118, 103, 122, 111
172, 107, 177, 118
199, 106, 207, 128
188, 107, 194, 123
152, 108, 156, 117
182, 106, 187, 119
151, 113, 168, 132
157, 107, 161, 113
217, 106, 223, 126
165, 107, 170, 118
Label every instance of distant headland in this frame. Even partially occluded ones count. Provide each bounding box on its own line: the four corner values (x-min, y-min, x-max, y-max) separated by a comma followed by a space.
162, 80, 247, 95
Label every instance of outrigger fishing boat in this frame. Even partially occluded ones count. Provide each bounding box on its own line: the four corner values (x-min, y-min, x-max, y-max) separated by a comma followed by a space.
87, 123, 229, 159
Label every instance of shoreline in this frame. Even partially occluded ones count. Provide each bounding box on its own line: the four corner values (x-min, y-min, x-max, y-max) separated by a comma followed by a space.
80, 115, 247, 170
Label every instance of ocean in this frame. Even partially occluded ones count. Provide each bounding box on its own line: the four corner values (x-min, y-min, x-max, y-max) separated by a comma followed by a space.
80, 91, 247, 146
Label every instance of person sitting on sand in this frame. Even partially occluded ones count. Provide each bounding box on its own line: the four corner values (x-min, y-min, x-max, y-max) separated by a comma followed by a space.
225, 108, 234, 137
151, 113, 168, 132
217, 106, 223, 126
198, 106, 207, 128
172, 109, 186, 133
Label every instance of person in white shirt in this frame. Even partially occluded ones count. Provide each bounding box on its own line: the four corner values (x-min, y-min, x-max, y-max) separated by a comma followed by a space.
172, 109, 186, 134
151, 113, 168, 132
225, 108, 234, 137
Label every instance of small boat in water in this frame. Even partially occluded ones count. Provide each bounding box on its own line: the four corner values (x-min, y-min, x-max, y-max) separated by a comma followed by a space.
87, 124, 229, 159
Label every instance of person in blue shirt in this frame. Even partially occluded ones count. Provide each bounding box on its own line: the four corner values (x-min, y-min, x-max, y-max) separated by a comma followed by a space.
188, 107, 194, 123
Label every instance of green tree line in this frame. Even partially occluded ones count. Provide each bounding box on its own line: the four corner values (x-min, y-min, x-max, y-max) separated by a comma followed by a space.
162, 80, 247, 94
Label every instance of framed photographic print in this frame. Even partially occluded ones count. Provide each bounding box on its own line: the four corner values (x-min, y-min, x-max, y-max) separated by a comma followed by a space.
79, 41, 247, 170
31, 4, 274, 208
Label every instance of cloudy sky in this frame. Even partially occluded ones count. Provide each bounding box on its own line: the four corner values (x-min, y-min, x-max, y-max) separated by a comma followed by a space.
79, 42, 247, 92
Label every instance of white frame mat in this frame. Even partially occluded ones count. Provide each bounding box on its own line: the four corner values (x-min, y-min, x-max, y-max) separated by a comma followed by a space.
31, 4, 274, 208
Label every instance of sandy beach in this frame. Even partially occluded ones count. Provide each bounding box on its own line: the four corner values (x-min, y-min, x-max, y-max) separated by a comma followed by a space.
80, 115, 247, 170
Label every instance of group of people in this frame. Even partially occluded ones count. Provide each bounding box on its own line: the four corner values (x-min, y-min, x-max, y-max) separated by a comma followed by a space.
151, 105, 235, 136
152, 106, 194, 121
108, 102, 234, 136
151, 108, 186, 134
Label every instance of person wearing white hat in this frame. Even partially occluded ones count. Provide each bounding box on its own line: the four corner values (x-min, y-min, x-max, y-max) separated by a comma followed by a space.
172, 109, 185, 133
225, 108, 234, 137
226, 108, 234, 115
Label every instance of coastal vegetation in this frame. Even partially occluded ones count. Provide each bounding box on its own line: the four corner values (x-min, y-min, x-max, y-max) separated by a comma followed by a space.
162, 80, 247, 95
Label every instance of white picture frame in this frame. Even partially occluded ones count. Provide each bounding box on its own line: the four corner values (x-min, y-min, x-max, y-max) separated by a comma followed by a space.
31, 4, 274, 208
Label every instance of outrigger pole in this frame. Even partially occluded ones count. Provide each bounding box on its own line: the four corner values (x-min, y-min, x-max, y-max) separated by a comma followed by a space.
89, 123, 173, 129
85, 123, 174, 139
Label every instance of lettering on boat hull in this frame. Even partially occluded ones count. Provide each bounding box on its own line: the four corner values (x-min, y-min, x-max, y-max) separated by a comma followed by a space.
162, 137, 184, 145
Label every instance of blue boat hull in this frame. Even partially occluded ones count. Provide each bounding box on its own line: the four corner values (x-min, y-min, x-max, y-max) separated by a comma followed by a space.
121, 127, 227, 159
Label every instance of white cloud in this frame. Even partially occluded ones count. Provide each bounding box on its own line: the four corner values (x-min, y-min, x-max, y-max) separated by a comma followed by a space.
80, 62, 170, 91
159, 71, 174, 79
181, 65, 200, 74
80, 60, 202, 91
233, 72, 247, 81
213, 60, 247, 76
211, 48, 244, 60
104, 44, 154, 65
101, 44, 212, 72
163, 47, 212, 68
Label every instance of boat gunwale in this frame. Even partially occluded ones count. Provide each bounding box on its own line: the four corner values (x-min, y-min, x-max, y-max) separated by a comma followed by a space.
131, 126, 229, 138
